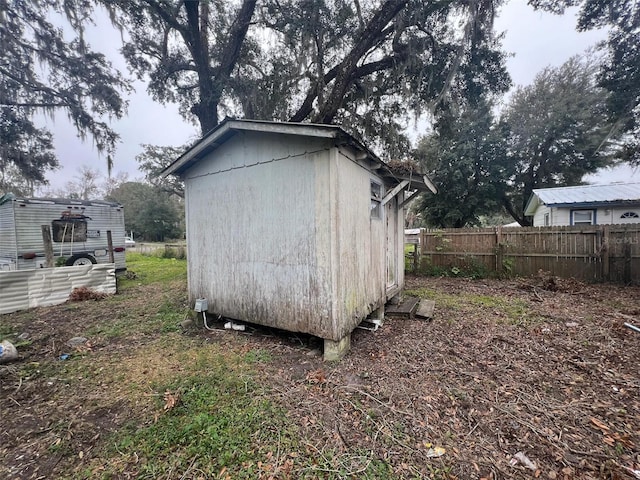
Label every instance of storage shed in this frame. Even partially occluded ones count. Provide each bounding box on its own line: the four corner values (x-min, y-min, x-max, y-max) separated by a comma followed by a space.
161, 119, 435, 359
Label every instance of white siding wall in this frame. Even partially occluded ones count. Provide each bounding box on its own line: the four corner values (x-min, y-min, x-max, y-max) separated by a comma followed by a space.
184, 131, 336, 338
532, 204, 550, 226
553, 207, 571, 226
533, 205, 640, 226
594, 206, 640, 225
331, 148, 386, 339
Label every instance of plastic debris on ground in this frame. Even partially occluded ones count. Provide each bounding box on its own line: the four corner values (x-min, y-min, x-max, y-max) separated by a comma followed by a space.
422, 442, 446, 458
0, 340, 18, 363
510, 451, 537, 471
224, 321, 246, 331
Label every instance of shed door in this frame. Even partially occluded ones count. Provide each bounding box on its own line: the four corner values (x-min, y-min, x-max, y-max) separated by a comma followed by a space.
386, 197, 398, 289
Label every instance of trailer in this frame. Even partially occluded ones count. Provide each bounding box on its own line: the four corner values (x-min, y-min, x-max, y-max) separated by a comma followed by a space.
0, 194, 127, 272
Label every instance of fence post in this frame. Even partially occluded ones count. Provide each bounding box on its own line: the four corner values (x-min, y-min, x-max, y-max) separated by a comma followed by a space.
495, 226, 503, 275
106, 230, 114, 263
600, 225, 610, 282
624, 243, 632, 284
41, 225, 54, 268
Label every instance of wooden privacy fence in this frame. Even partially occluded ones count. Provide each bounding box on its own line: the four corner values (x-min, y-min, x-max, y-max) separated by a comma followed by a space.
406, 225, 640, 283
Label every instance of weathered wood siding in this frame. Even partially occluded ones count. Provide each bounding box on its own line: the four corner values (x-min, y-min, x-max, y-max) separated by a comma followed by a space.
183, 131, 407, 341
184, 130, 337, 338
330, 148, 386, 339
418, 225, 640, 282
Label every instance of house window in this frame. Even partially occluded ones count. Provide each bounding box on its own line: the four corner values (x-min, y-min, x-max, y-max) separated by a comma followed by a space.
571, 209, 596, 225
543, 213, 550, 226
370, 179, 382, 219
620, 211, 639, 219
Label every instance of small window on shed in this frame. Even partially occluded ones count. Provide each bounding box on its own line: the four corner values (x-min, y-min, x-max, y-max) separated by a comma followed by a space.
620, 211, 639, 219
370, 180, 382, 219
543, 213, 550, 226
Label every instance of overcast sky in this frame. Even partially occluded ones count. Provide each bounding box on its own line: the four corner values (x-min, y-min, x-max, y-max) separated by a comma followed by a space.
39, 0, 639, 192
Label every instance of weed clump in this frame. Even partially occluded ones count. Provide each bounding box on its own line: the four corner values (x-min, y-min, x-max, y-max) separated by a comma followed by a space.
69, 287, 108, 302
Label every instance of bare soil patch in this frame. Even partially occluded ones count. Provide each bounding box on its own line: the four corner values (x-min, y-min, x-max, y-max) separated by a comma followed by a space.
1, 274, 639, 479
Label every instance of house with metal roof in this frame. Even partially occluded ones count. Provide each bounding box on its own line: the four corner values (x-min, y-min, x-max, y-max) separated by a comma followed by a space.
524, 183, 640, 226
161, 118, 436, 360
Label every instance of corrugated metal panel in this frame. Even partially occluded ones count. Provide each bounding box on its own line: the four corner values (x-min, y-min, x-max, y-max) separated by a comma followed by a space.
0, 264, 116, 314
534, 183, 640, 206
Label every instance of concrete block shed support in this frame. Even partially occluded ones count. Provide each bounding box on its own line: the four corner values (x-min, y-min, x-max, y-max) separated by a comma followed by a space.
370, 304, 385, 324
324, 334, 351, 361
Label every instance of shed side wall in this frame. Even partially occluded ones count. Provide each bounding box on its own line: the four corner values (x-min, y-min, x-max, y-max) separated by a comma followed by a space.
184, 131, 334, 338
331, 147, 386, 339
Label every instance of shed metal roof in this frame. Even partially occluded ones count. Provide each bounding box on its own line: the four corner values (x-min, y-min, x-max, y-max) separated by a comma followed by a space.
160, 118, 437, 193
524, 183, 640, 215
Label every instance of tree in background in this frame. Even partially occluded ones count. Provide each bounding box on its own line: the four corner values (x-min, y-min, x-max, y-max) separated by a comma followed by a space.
0, 109, 57, 195
59, 166, 103, 200
414, 98, 509, 227
500, 55, 617, 225
102, 171, 131, 199
0, 1, 131, 188
531, 0, 640, 163
136, 144, 187, 198
414, 55, 619, 227
101, 0, 510, 155
106, 182, 183, 241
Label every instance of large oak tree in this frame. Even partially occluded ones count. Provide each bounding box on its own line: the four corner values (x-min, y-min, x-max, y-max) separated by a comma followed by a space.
531, 0, 640, 163
102, 0, 510, 156
0, 0, 130, 192
414, 55, 619, 227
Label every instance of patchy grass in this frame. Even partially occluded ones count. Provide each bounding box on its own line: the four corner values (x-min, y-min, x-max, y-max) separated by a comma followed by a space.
2, 258, 639, 480
121, 252, 187, 287
1, 253, 396, 480
405, 287, 541, 326
79, 343, 300, 479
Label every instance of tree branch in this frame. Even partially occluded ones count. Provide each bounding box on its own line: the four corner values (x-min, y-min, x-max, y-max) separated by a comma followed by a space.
214, 0, 258, 81
290, 50, 408, 123
313, 0, 408, 123
0, 102, 69, 108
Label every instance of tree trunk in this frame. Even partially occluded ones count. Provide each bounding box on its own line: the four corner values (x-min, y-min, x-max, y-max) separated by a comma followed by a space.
182, 0, 257, 134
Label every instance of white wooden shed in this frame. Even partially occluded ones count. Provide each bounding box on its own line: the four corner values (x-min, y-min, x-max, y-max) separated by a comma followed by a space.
161, 119, 435, 359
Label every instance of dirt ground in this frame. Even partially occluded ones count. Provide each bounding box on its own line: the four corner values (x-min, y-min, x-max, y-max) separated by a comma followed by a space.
1, 274, 639, 479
